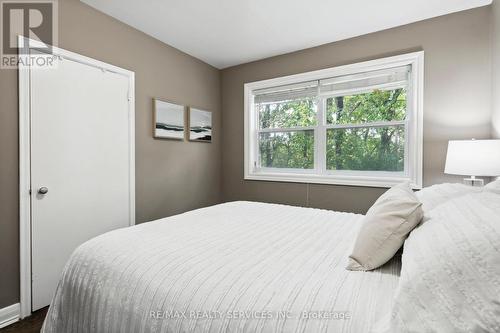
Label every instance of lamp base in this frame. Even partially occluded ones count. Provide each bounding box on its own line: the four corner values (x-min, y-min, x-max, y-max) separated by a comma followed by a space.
463, 177, 484, 187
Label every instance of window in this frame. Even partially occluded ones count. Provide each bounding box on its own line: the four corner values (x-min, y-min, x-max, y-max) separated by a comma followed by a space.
244, 52, 423, 188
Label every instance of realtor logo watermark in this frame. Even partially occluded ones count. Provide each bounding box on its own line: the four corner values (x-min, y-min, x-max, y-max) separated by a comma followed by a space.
1, 0, 58, 69
149, 310, 352, 321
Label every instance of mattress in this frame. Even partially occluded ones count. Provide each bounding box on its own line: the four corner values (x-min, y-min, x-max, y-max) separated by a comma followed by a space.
42, 201, 401, 333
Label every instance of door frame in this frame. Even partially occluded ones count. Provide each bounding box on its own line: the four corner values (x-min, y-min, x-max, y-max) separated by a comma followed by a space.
18, 36, 136, 318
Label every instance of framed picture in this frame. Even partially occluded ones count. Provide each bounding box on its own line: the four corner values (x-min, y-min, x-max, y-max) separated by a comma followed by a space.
189, 107, 212, 142
153, 99, 185, 140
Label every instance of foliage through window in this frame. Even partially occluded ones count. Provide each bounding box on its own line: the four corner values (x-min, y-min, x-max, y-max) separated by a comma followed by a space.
245, 53, 423, 187
325, 88, 406, 172
259, 130, 314, 169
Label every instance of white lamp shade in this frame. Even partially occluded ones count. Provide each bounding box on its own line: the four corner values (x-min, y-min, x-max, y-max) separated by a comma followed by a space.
445, 140, 500, 176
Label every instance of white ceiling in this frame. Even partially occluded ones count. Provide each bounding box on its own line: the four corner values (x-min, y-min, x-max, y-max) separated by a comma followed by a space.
81, 0, 492, 69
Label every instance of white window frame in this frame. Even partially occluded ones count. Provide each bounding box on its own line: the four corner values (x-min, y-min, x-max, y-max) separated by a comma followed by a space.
244, 51, 424, 189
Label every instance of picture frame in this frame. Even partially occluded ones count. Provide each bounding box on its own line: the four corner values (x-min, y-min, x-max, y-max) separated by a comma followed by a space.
188, 107, 212, 142
153, 99, 185, 140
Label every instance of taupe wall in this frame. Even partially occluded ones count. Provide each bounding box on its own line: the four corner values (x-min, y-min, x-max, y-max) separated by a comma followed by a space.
221, 7, 492, 213
493, 0, 500, 138
0, 0, 221, 308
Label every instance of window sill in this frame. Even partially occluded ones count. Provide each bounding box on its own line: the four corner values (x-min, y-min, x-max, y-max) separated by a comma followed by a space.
245, 172, 422, 189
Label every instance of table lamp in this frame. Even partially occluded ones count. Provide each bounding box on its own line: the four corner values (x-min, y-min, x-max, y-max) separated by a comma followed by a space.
445, 139, 500, 186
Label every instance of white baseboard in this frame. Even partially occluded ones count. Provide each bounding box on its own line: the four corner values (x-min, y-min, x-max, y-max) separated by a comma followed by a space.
0, 303, 20, 328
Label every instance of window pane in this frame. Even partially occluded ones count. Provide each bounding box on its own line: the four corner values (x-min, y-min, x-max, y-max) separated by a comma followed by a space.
326, 126, 405, 172
257, 98, 317, 129
259, 131, 314, 169
326, 88, 406, 125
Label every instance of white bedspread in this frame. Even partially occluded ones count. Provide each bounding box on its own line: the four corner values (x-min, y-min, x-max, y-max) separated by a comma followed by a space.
42, 201, 400, 333
387, 191, 500, 332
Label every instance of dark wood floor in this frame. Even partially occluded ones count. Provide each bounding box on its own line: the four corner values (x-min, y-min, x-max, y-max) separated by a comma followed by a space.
0, 307, 47, 333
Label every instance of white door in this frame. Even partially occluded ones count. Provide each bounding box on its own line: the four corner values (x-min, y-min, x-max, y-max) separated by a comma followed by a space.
30, 54, 134, 311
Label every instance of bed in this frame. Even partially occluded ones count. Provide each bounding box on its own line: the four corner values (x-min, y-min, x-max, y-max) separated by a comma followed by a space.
42, 201, 401, 333
42, 182, 500, 333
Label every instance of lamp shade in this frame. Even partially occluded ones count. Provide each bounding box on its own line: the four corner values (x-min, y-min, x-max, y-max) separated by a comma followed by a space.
445, 140, 500, 176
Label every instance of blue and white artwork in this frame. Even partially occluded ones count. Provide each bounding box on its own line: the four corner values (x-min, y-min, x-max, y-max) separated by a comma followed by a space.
154, 99, 185, 140
189, 108, 212, 142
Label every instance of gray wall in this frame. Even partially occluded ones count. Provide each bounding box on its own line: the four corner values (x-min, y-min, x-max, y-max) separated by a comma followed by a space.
493, 0, 500, 138
0, 0, 221, 308
221, 7, 493, 213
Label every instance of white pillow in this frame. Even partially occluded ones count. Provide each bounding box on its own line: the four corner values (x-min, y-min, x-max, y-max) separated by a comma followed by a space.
386, 191, 500, 333
346, 182, 423, 271
415, 182, 482, 212
484, 179, 500, 195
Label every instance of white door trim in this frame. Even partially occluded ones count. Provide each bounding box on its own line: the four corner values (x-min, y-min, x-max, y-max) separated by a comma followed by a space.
0, 303, 20, 328
18, 36, 135, 319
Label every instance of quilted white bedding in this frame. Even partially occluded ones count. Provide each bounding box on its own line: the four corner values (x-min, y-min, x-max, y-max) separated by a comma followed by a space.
42, 201, 401, 333
387, 189, 500, 333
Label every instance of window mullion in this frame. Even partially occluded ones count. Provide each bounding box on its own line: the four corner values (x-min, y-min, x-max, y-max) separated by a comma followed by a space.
315, 97, 326, 175
325, 120, 405, 130
254, 101, 260, 170
258, 126, 317, 133
404, 77, 413, 178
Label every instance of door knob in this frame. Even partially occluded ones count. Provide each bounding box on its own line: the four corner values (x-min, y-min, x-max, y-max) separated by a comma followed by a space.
38, 187, 48, 194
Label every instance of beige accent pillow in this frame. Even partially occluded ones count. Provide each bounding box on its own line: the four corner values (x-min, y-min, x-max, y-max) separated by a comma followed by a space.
347, 182, 423, 271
